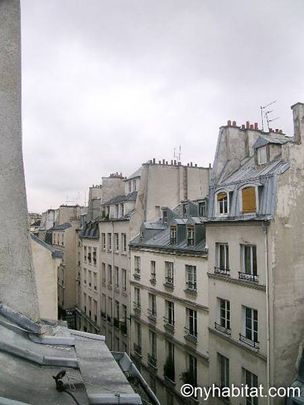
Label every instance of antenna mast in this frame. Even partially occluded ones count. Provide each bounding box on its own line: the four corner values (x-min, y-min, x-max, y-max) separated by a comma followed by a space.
260, 100, 279, 131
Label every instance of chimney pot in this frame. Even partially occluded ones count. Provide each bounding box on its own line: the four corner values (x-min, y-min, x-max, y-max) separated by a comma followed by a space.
246, 121, 250, 129
241, 124, 245, 130
254, 123, 258, 130
227, 120, 231, 126
232, 120, 236, 127
250, 124, 254, 129
153, 158, 156, 164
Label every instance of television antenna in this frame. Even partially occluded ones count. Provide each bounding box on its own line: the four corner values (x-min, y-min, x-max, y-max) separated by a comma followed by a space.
173, 145, 182, 162
260, 100, 279, 131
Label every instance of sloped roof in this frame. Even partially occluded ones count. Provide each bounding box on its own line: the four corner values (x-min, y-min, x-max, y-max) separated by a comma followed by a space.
30, 234, 63, 259
103, 191, 138, 205
51, 223, 72, 231
126, 167, 141, 180
253, 133, 292, 149
0, 304, 141, 404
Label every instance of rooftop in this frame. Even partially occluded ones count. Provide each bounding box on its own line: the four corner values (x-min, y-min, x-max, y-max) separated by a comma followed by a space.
0, 304, 142, 405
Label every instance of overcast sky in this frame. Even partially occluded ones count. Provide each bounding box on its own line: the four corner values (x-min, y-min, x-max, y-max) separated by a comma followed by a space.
20, 0, 304, 213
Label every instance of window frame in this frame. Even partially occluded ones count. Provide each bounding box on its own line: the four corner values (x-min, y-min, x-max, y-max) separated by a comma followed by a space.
240, 184, 259, 214
216, 190, 230, 216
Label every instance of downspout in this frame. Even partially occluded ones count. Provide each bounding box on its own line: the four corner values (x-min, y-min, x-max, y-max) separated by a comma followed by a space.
263, 221, 271, 405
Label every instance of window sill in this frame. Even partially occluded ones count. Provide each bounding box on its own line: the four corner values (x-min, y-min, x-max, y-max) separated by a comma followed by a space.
184, 288, 197, 296
163, 282, 174, 290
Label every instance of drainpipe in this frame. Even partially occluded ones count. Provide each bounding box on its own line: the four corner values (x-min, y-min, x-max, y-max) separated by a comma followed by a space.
263, 221, 271, 405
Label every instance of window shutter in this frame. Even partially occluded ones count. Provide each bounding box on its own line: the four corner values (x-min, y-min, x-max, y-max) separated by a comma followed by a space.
242, 187, 256, 213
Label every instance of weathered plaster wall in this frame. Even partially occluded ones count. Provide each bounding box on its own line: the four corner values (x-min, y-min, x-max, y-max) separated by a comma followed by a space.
270, 105, 304, 388
31, 238, 60, 320
0, 0, 39, 320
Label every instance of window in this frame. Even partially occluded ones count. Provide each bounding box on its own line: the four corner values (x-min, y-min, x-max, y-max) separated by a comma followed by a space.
132, 179, 137, 191
185, 265, 197, 291
240, 306, 259, 348
164, 341, 175, 381
149, 330, 157, 365
134, 287, 141, 308
240, 244, 258, 282
170, 226, 176, 244
115, 205, 119, 218
114, 233, 119, 251
216, 298, 231, 334
114, 300, 119, 326
83, 268, 87, 285
215, 243, 229, 275
216, 191, 229, 215
165, 300, 175, 326
120, 203, 124, 217
187, 226, 194, 246
134, 256, 141, 273
165, 261, 174, 285
93, 247, 97, 265
114, 266, 119, 288
218, 353, 229, 389
121, 233, 127, 252
107, 297, 112, 320
241, 186, 257, 214
101, 293, 106, 318
148, 293, 157, 317
84, 246, 87, 262
102, 263, 106, 285
107, 265, 112, 286
101, 233, 106, 250
150, 261, 156, 281
88, 247, 92, 264
107, 233, 112, 251
163, 209, 168, 224
121, 304, 127, 334
121, 269, 127, 291
93, 272, 97, 291
243, 369, 259, 405
198, 201, 206, 217
134, 321, 141, 354
185, 354, 197, 387
185, 308, 197, 338
128, 181, 132, 193
257, 145, 267, 165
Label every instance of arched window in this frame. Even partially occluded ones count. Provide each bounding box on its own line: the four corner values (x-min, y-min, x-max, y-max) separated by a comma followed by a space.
241, 186, 257, 214
216, 191, 229, 215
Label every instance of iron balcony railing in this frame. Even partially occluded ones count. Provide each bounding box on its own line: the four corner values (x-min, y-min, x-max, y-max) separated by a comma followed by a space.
239, 333, 260, 349
215, 322, 231, 335
148, 353, 157, 368
238, 272, 259, 283
214, 266, 230, 276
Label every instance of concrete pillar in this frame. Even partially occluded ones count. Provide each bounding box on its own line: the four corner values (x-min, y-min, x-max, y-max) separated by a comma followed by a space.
0, 0, 39, 320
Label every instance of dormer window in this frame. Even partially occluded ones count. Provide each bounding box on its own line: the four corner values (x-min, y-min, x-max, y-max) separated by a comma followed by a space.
187, 226, 194, 246
257, 146, 268, 165
216, 191, 229, 215
163, 209, 168, 224
198, 201, 206, 217
170, 226, 176, 245
241, 186, 257, 214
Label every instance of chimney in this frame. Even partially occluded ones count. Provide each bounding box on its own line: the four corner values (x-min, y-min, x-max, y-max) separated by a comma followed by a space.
232, 120, 236, 127
241, 124, 245, 130
227, 120, 231, 126
246, 121, 250, 129
291, 102, 304, 145
0, 0, 39, 321
152, 158, 156, 164
254, 122, 258, 130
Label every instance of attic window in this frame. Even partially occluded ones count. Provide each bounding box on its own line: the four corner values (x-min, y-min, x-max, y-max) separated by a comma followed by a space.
187, 226, 194, 246
170, 226, 176, 245
198, 201, 206, 217
257, 146, 267, 165
216, 191, 229, 215
163, 209, 168, 224
241, 186, 257, 214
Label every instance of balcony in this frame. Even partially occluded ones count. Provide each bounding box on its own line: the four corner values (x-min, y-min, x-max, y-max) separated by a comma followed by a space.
120, 322, 127, 335
163, 317, 175, 334
150, 276, 156, 286
214, 266, 230, 276
133, 343, 142, 356
163, 277, 174, 290
184, 281, 197, 294
147, 353, 157, 369
239, 333, 260, 350
184, 327, 197, 344
147, 308, 157, 323
133, 268, 141, 281
215, 322, 231, 336
238, 272, 259, 283
133, 302, 141, 317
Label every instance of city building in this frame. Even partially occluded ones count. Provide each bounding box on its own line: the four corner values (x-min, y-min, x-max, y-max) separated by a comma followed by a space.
129, 200, 209, 405
206, 107, 304, 404
77, 161, 210, 359
31, 234, 63, 320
